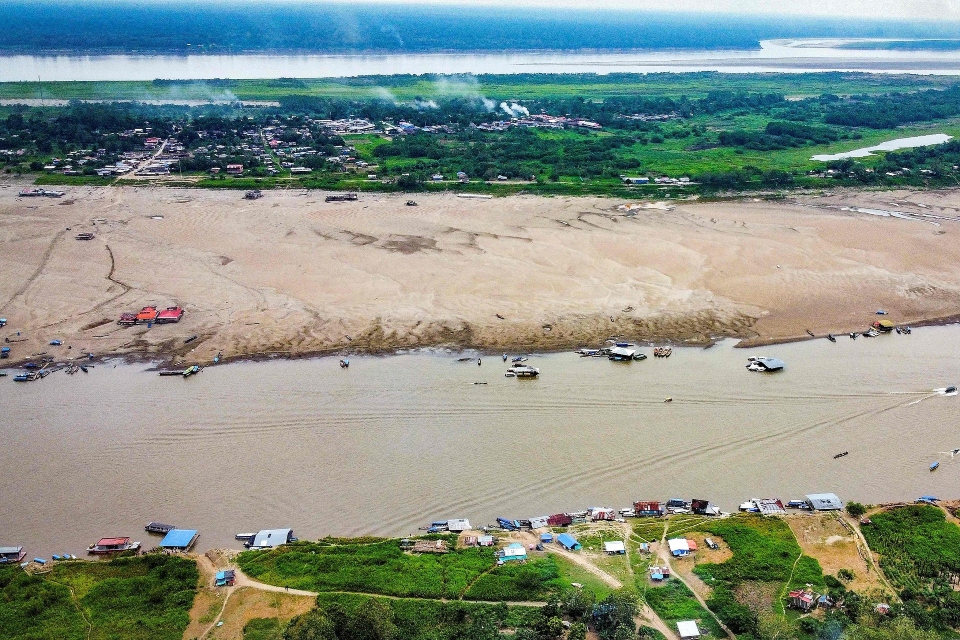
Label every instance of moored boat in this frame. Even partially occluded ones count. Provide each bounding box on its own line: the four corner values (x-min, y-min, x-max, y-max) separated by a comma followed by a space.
87, 537, 140, 554
930, 462, 940, 472
182, 365, 201, 377
827, 334, 836, 342
145, 522, 176, 534
510, 365, 539, 378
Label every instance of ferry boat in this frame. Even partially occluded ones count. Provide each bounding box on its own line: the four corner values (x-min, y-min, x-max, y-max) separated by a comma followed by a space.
87, 537, 140, 554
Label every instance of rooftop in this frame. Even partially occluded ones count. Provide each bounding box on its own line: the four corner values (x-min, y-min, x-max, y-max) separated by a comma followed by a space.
160, 529, 198, 549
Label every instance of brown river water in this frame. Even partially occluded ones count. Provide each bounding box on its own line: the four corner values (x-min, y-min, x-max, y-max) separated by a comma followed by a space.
2, 326, 959, 558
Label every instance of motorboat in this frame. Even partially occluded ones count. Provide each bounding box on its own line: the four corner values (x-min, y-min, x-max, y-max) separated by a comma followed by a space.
849, 332, 857, 339
510, 365, 539, 378
827, 334, 836, 342
339, 359, 350, 368
946, 386, 957, 394
930, 462, 940, 472
833, 451, 849, 459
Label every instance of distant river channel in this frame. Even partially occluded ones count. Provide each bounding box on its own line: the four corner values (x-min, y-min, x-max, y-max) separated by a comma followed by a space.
2, 325, 960, 558
8, 39, 960, 82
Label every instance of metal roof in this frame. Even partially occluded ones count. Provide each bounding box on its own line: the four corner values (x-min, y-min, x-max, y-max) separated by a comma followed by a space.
0, 547, 23, 554
677, 620, 701, 638
446, 519, 471, 532
756, 357, 785, 370
160, 529, 198, 548
805, 493, 843, 510
557, 533, 580, 549
668, 538, 690, 553
604, 541, 626, 553
251, 529, 293, 548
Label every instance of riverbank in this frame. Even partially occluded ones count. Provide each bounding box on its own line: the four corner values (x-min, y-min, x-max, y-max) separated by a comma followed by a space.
4, 183, 960, 365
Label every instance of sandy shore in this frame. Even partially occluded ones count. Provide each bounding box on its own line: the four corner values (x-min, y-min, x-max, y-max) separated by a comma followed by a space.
3, 181, 960, 364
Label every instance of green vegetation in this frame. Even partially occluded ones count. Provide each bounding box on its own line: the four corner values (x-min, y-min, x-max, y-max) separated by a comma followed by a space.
693, 515, 823, 635
847, 502, 868, 518
644, 579, 725, 637
236, 536, 496, 599
243, 617, 285, 640
0, 554, 198, 640
860, 505, 960, 631
462, 556, 561, 602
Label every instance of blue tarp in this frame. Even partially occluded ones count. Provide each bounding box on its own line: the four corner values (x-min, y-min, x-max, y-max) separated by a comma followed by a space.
540, 533, 554, 542
160, 529, 197, 549
557, 533, 581, 550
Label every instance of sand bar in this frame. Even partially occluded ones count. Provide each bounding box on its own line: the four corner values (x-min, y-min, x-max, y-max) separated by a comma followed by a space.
3, 181, 960, 363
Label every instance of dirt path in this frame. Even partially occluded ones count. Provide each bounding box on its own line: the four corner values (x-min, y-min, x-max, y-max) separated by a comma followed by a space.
657, 529, 734, 638
841, 513, 900, 601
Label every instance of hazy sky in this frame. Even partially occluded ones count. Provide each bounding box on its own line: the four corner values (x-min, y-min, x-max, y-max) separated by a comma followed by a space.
333, 0, 960, 21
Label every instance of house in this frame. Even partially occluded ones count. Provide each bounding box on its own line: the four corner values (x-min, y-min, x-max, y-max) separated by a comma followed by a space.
668, 538, 690, 557
677, 620, 701, 639
691, 499, 719, 516
247, 528, 296, 550
215, 569, 236, 586
478, 535, 494, 547
463, 536, 478, 547
639, 542, 650, 554
431, 174, 444, 181
557, 533, 581, 551
290, 167, 312, 174
539, 532, 554, 543
226, 164, 244, 175
411, 539, 448, 554
590, 507, 616, 521
633, 501, 663, 517
457, 171, 468, 182
818, 594, 835, 608
806, 493, 843, 511
650, 566, 664, 581
622, 176, 650, 185
528, 516, 549, 529
498, 542, 527, 563
446, 519, 471, 533
604, 541, 626, 555
160, 529, 199, 551
788, 589, 817, 612
547, 513, 573, 527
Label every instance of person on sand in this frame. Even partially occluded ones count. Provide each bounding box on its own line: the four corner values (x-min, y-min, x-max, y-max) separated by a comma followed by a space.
478, 358, 481, 366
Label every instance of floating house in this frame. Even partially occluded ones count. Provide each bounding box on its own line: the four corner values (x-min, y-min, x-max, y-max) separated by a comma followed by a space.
446, 519, 471, 533
498, 543, 527, 563
742, 498, 786, 515
547, 513, 573, 527
691, 499, 720, 516
0, 546, 26, 563
677, 620, 701, 639
87, 537, 140, 554
145, 522, 176, 534
247, 528, 296, 550
528, 516, 549, 529
872, 319, 895, 332
539, 532, 554, 543
604, 541, 626, 555
805, 493, 843, 511
633, 501, 663, 517
557, 533, 581, 551
160, 529, 199, 551
215, 569, 236, 586
750, 357, 785, 372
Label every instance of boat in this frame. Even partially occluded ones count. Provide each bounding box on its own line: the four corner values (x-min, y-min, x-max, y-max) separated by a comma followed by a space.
930, 462, 940, 472
746, 357, 785, 372
235, 533, 256, 541
339, 359, 350, 368
79, 365, 88, 373
806, 329, 815, 337
827, 334, 836, 342
182, 365, 201, 377
49, 340, 62, 346
633, 353, 647, 361
158, 370, 182, 376
145, 522, 176, 534
512, 356, 527, 363
504, 371, 516, 377
457, 357, 472, 362
833, 451, 849, 459
87, 537, 140, 554
849, 332, 857, 339
608, 346, 637, 361
13, 373, 29, 382
653, 346, 672, 358
946, 386, 957, 394
405, 200, 418, 206
184, 335, 198, 344
902, 326, 912, 334
863, 328, 879, 338
510, 365, 539, 378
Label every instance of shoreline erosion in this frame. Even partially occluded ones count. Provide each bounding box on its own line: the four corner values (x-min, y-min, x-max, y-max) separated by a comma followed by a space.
4, 184, 960, 367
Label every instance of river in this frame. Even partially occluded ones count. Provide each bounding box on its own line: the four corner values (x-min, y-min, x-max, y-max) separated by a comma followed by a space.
1, 325, 958, 558
6, 39, 960, 82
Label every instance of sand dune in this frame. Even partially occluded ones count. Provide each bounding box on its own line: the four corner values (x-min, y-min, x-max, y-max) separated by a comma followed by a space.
2, 181, 960, 364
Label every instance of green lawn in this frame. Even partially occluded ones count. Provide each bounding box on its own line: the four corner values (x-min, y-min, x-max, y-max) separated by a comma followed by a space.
645, 578, 725, 637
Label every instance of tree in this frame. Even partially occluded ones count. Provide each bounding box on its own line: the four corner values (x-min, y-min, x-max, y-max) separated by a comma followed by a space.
284, 609, 338, 640
568, 622, 587, 640
841, 616, 942, 640
846, 502, 866, 518
342, 599, 398, 640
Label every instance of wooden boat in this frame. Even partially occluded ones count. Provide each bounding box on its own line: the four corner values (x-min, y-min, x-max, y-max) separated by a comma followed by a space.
87, 537, 140, 554
833, 451, 849, 459
827, 334, 836, 342
79, 365, 88, 373
184, 335, 198, 344
339, 359, 350, 368
806, 329, 815, 337
145, 522, 176, 534
158, 370, 182, 376
182, 365, 201, 377
930, 462, 940, 472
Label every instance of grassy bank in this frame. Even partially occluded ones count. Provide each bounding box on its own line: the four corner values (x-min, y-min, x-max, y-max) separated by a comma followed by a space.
0, 554, 198, 640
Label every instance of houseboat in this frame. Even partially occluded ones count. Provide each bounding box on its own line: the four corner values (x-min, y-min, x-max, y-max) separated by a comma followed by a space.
509, 365, 539, 378
0, 546, 26, 563
87, 537, 140, 554
154, 307, 185, 324
144, 522, 176, 534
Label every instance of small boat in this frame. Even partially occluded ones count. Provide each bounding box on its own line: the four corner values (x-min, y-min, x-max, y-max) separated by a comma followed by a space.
664, 397, 673, 403
339, 359, 350, 368
833, 451, 849, 459
214, 352, 222, 364
49, 340, 62, 346
235, 533, 256, 541
504, 371, 516, 377
896, 327, 902, 334
902, 326, 912, 334
0, 372, 6, 377
863, 329, 879, 338
806, 329, 815, 337
827, 334, 836, 342
633, 353, 647, 361
876, 309, 888, 315
182, 365, 201, 377
496, 314, 505, 320
79, 365, 88, 373
502, 353, 508, 361
946, 386, 957, 394
406, 200, 418, 206
145, 522, 176, 534
850, 332, 857, 339
457, 357, 472, 362
930, 462, 940, 472
510, 365, 539, 378
158, 370, 182, 376
512, 356, 527, 363
13, 373, 29, 382
184, 335, 198, 344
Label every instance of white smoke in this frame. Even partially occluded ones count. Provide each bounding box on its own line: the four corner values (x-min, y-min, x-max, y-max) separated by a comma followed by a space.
413, 98, 439, 110
373, 87, 399, 105
500, 102, 529, 118
432, 75, 497, 112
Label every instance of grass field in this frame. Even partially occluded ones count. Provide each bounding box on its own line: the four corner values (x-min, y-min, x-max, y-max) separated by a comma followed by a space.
0, 554, 198, 640
645, 578, 725, 637
1, 72, 956, 102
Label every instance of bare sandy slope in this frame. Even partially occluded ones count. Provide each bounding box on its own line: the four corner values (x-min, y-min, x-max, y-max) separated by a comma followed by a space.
3, 181, 960, 364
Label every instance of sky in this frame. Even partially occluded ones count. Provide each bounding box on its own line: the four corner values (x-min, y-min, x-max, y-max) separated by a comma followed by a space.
288, 0, 960, 21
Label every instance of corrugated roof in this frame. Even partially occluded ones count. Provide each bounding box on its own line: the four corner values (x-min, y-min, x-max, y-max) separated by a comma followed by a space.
251, 529, 292, 548
97, 537, 130, 546
0, 547, 23, 554
604, 541, 626, 553
806, 493, 842, 510
557, 533, 580, 549
668, 538, 690, 553
677, 620, 700, 638
160, 529, 198, 548
757, 358, 785, 370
